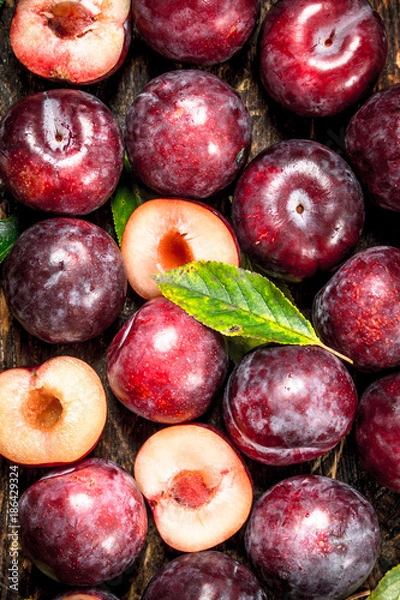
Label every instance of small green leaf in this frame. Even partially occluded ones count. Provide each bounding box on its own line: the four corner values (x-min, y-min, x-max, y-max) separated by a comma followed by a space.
111, 172, 143, 246
369, 565, 400, 600
153, 261, 351, 362
0, 215, 19, 262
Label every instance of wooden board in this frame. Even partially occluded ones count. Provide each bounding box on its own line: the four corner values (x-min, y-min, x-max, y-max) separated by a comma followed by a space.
0, 1, 399, 598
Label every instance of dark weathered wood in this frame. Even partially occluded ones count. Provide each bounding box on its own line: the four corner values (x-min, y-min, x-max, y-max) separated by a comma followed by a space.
0, 1, 399, 599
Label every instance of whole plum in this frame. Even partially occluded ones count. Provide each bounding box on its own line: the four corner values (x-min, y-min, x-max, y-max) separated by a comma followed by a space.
346, 83, 400, 212
245, 474, 381, 599
312, 245, 400, 371
142, 550, 267, 599
19, 458, 148, 587
223, 344, 358, 466
231, 139, 365, 280
132, 0, 259, 65
355, 371, 400, 493
0, 89, 124, 215
125, 69, 252, 199
106, 297, 229, 423
2, 217, 127, 343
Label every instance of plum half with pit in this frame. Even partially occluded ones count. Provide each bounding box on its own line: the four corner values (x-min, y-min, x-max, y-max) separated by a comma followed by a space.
142, 550, 267, 600
345, 83, 400, 212
120, 198, 240, 299
19, 458, 148, 586
223, 344, 358, 466
258, 0, 388, 117
245, 474, 381, 599
125, 69, 252, 199
2, 217, 127, 344
0, 89, 124, 215
312, 245, 400, 371
231, 139, 365, 280
355, 371, 400, 493
134, 423, 253, 552
106, 297, 229, 423
54, 590, 120, 600
9, 0, 131, 84
132, 0, 259, 65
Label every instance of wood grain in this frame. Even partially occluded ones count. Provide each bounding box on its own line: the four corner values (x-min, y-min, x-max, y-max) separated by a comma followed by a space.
0, 1, 399, 599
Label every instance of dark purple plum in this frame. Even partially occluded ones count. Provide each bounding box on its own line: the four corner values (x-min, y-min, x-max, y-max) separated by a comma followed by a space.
223, 344, 357, 466
124, 69, 252, 199
259, 0, 388, 117
19, 458, 148, 587
132, 0, 259, 65
54, 590, 120, 600
346, 83, 400, 212
0, 89, 124, 215
231, 139, 365, 281
312, 245, 400, 371
2, 217, 127, 343
142, 550, 267, 599
245, 474, 381, 599
355, 371, 400, 493
106, 297, 229, 423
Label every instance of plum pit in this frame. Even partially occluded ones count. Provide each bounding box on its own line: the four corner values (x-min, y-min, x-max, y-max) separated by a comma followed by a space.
24, 388, 63, 428
47, 2, 96, 39
158, 230, 194, 271
170, 469, 217, 509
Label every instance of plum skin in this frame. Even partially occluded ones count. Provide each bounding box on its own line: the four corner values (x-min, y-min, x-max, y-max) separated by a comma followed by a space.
258, 0, 388, 117
345, 83, 400, 212
0, 89, 124, 215
312, 245, 400, 371
2, 217, 127, 344
231, 139, 365, 280
223, 344, 358, 466
132, 0, 259, 65
18, 458, 148, 587
125, 69, 252, 199
355, 371, 400, 493
142, 550, 267, 599
245, 474, 381, 600
106, 297, 229, 423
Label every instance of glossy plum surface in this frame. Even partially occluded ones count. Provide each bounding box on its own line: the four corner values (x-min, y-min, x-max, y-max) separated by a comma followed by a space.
259, 0, 388, 117
107, 297, 228, 423
355, 371, 400, 493
245, 474, 381, 599
132, 0, 259, 65
346, 83, 400, 212
125, 69, 252, 199
142, 550, 267, 599
231, 139, 365, 280
0, 89, 124, 215
19, 458, 148, 586
312, 245, 400, 371
2, 217, 127, 343
223, 344, 357, 466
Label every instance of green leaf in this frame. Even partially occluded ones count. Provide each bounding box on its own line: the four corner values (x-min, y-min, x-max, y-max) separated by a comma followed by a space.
370, 565, 400, 600
153, 260, 351, 362
111, 171, 143, 246
0, 215, 19, 262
